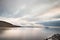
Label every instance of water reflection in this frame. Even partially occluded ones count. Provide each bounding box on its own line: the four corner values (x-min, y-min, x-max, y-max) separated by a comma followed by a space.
45, 28, 60, 33
0, 27, 60, 40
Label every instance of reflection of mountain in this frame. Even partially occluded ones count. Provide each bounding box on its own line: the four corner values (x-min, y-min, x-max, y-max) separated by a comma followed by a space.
0, 21, 21, 34
39, 20, 60, 26
0, 21, 20, 27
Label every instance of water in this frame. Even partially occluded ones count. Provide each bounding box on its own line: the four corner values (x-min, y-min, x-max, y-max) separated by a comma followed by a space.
0, 27, 60, 40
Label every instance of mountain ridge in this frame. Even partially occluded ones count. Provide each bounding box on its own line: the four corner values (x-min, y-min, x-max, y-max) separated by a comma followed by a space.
0, 21, 20, 27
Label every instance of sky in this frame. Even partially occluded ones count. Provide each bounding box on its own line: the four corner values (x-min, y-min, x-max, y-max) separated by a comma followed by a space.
0, 0, 60, 27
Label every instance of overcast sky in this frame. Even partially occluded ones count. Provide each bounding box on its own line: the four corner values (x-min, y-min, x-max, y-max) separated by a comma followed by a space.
0, 0, 60, 27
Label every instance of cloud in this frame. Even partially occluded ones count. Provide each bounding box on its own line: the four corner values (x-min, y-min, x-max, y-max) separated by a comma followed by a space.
40, 20, 60, 26
0, 0, 60, 27
0, 17, 44, 28
0, 0, 59, 17
36, 19, 60, 28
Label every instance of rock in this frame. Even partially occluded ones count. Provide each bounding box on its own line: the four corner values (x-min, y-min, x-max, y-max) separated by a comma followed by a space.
45, 34, 60, 40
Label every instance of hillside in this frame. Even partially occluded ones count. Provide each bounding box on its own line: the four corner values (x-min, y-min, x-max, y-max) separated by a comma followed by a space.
0, 21, 20, 27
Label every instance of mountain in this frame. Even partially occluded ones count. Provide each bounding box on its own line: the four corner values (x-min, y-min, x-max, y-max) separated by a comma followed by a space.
0, 21, 20, 27
0, 21, 21, 34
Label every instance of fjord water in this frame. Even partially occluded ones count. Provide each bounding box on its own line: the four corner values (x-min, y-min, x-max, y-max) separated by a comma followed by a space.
0, 27, 60, 40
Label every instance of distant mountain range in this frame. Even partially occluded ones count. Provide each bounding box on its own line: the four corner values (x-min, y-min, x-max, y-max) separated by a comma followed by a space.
37, 20, 60, 26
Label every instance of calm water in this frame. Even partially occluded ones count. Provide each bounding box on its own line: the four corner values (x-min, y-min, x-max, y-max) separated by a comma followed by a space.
0, 27, 60, 40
